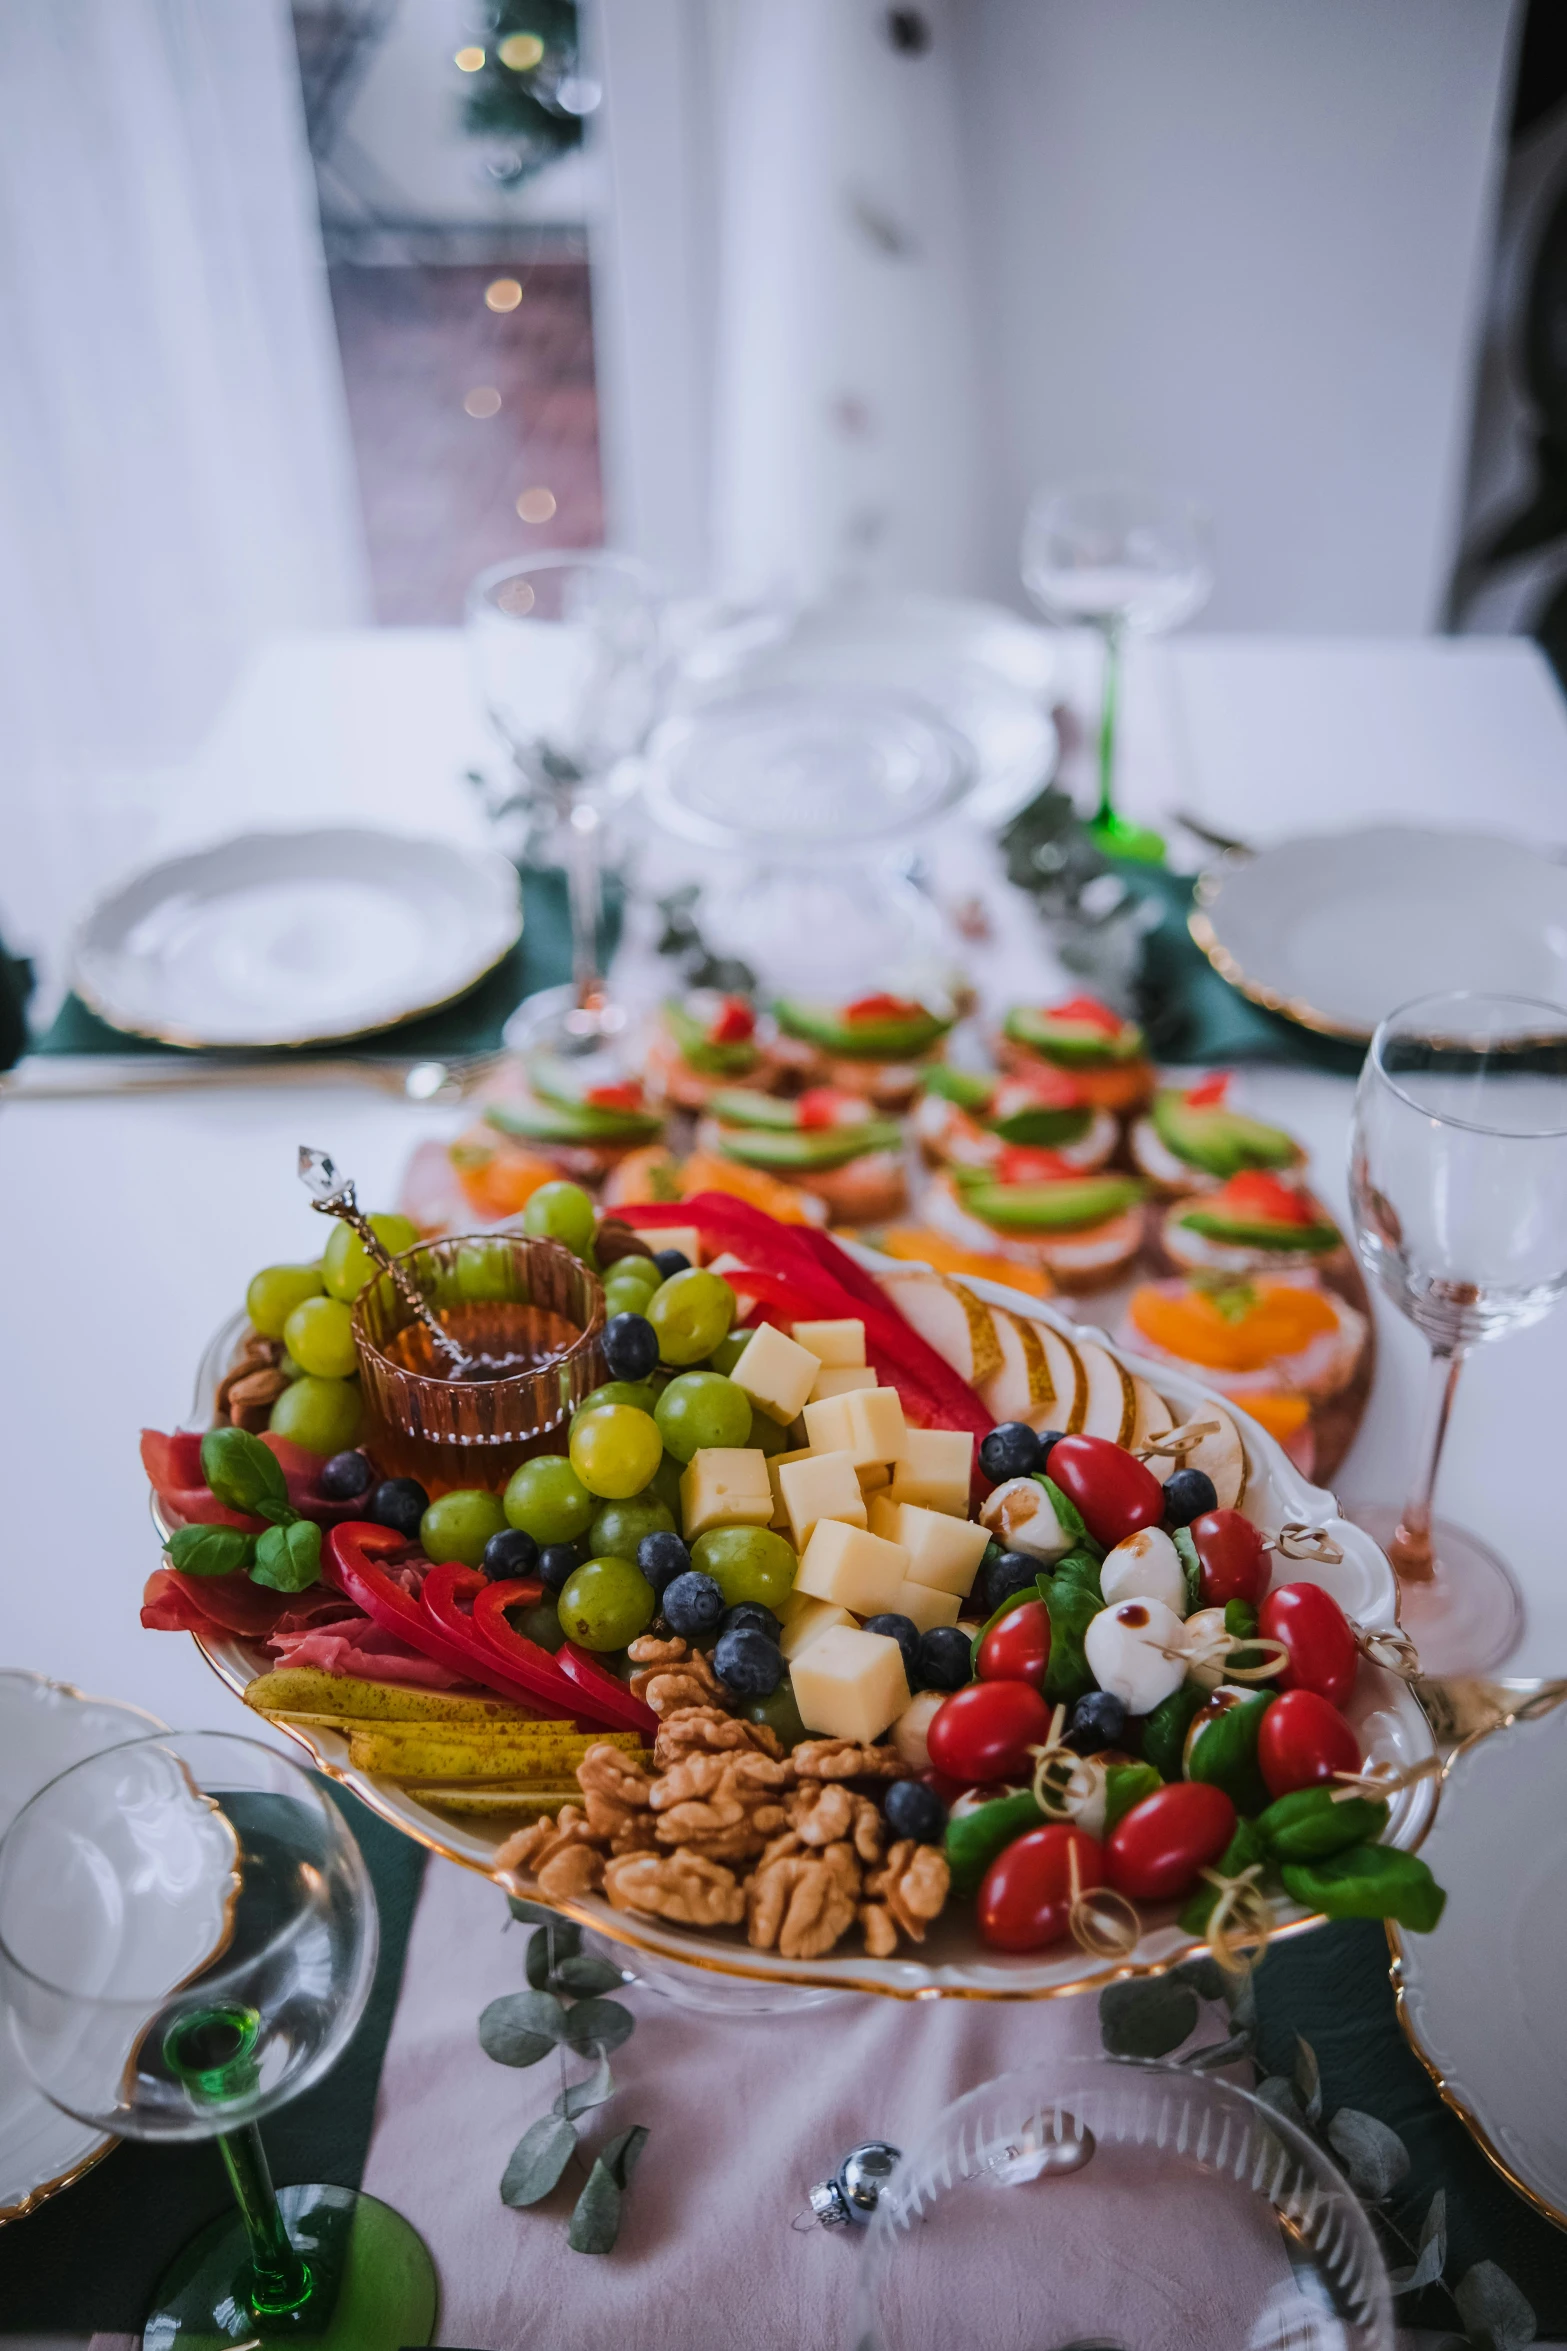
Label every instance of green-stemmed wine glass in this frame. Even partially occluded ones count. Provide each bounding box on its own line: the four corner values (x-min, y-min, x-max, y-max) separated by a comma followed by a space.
0, 1731, 436, 2348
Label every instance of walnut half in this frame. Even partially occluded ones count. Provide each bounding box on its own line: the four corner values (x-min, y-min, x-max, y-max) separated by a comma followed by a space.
603, 1849, 747, 1929
747, 1840, 862, 1959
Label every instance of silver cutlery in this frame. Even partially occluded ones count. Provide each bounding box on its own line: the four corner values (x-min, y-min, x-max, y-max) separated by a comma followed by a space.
0, 1050, 510, 1105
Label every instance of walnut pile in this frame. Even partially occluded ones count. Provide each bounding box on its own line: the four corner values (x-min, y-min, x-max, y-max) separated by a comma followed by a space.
495, 1698, 950, 1960
217, 1332, 291, 1430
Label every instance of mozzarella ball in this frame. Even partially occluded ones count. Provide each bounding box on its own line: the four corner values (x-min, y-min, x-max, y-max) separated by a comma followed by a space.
892, 1689, 948, 1774
1100, 1525, 1188, 1619
1083, 1596, 1187, 1714
979, 1476, 1072, 1564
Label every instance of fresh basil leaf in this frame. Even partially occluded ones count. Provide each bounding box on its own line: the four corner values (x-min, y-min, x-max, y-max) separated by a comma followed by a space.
1326, 2107, 1409, 2200
166, 1524, 256, 1579
1036, 1476, 1099, 1558
1177, 1818, 1268, 1936
479, 1988, 569, 2067
1279, 1844, 1446, 1933
1186, 1692, 1273, 1815
500, 2113, 578, 2207
561, 1996, 636, 2056
944, 1788, 1045, 1899
1098, 1976, 1198, 2059
1453, 2261, 1537, 2351
969, 1584, 1044, 1676
250, 1518, 322, 1594
1257, 1786, 1387, 1862
1223, 1597, 1258, 1640
1103, 1762, 1161, 1835
1140, 1683, 1207, 1781
1041, 1570, 1100, 1704
1173, 1526, 1202, 1614
568, 2123, 649, 2255
554, 2048, 615, 2120
200, 1426, 289, 1517
1049, 1547, 1105, 1603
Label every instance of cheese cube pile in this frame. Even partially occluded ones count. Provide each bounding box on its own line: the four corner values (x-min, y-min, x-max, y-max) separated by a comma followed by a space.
730, 1321, 821, 1426
680, 1448, 773, 1538
789, 1625, 910, 1747
777, 1450, 866, 1549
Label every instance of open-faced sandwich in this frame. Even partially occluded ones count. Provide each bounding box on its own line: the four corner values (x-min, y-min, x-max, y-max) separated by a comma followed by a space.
602, 1144, 829, 1224
1130, 1074, 1304, 1195
476, 1056, 666, 1186
997, 995, 1155, 1113
926, 1152, 1147, 1286
770, 992, 954, 1109
1161, 1170, 1343, 1276
914, 1064, 1118, 1175
695, 1086, 908, 1224
644, 992, 778, 1110
1120, 1272, 1366, 1448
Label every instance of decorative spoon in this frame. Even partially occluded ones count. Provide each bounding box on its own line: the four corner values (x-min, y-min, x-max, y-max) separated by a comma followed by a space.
296, 1144, 473, 1376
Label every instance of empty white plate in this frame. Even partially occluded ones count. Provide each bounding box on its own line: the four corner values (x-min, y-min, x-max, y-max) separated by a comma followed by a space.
73, 828, 523, 1048
1191, 826, 1567, 1040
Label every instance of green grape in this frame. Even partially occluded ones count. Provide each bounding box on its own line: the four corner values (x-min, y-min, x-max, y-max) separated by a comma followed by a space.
690, 1525, 797, 1610
322, 1214, 420, 1302
577, 1380, 659, 1418
645, 1450, 685, 1518
745, 1679, 808, 1751
268, 1375, 363, 1457
749, 1406, 795, 1459
503, 1453, 596, 1544
522, 1180, 596, 1257
602, 1281, 657, 1325
646, 1268, 736, 1366
568, 1404, 663, 1500
589, 1493, 676, 1561
603, 1255, 661, 1301
654, 1371, 752, 1464
282, 1294, 358, 1380
706, 1331, 752, 1377
557, 1556, 656, 1651
454, 1238, 519, 1303
512, 1598, 567, 1653
420, 1488, 508, 1568
246, 1263, 325, 1339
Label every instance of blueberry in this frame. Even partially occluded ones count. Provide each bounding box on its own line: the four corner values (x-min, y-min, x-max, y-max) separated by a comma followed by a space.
720, 1601, 782, 1643
662, 1570, 725, 1638
979, 1422, 1044, 1484
482, 1526, 540, 1582
974, 1548, 1041, 1619
1064, 1689, 1127, 1754
862, 1612, 921, 1685
318, 1449, 373, 1501
916, 1626, 972, 1691
602, 1311, 659, 1382
883, 1779, 947, 1844
369, 1477, 428, 1538
1162, 1467, 1218, 1529
637, 1530, 691, 1596
651, 1247, 691, 1279
713, 1625, 784, 1697
538, 1540, 584, 1592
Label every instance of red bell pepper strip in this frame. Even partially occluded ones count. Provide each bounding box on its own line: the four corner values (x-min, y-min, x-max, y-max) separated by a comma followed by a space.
469, 1574, 657, 1738
554, 1640, 659, 1739
325, 1523, 535, 1703
422, 1563, 585, 1718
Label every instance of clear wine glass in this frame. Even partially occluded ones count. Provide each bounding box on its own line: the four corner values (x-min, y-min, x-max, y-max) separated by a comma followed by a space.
467, 550, 666, 1069
1021, 481, 1211, 863
1346, 990, 1567, 1676
0, 1731, 435, 2349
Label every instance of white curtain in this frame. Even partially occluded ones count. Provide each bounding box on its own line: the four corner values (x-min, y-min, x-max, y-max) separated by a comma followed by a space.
0, 0, 369, 1000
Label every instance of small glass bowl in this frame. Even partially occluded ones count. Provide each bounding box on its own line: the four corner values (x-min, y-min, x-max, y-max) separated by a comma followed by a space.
352, 1234, 604, 1492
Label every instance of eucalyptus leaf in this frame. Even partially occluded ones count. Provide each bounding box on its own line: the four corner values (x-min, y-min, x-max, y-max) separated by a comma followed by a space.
554, 2048, 615, 2120
562, 1996, 636, 2055
200, 1425, 289, 1517
509, 1896, 557, 1926
479, 1988, 569, 2067
1173, 1955, 1225, 2004
1390, 2191, 1447, 2295
250, 1518, 322, 1594
1224, 1967, 1257, 2036
1453, 2261, 1537, 2351
1293, 2034, 1323, 2125
525, 1917, 583, 1989
500, 2112, 579, 2207
166, 1524, 256, 1579
1098, 1977, 1198, 2059
554, 1954, 628, 1997
1325, 2107, 1409, 2200
1177, 2030, 1254, 2070
568, 2123, 649, 2255
1254, 2075, 1307, 2131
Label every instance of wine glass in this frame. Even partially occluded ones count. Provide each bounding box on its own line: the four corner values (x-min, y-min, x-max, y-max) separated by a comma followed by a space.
1021, 481, 1211, 863
0, 1731, 435, 2349
1346, 990, 1567, 1675
854, 2055, 1392, 2351
467, 550, 666, 1067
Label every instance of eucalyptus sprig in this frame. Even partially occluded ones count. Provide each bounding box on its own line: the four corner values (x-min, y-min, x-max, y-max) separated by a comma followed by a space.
1098, 1971, 1537, 2349
163, 1427, 322, 1593
479, 1898, 650, 2255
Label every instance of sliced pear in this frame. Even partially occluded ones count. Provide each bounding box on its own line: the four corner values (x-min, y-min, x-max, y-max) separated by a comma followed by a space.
879, 1268, 1003, 1388
1161, 1400, 1248, 1511
979, 1307, 1057, 1428
1130, 1374, 1178, 1485
1077, 1337, 1138, 1446
1035, 1320, 1087, 1433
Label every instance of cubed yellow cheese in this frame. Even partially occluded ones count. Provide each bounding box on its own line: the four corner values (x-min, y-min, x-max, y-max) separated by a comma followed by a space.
792, 1318, 866, 1368
857, 1461, 891, 1493
731, 1321, 821, 1424
794, 1518, 910, 1614
808, 1364, 878, 1402
866, 1493, 902, 1543
629, 1223, 702, 1267
778, 1592, 854, 1661
895, 1578, 962, 1632
680, 1447, 774, 1539
887, 1427, 973, 1514
847, 1385, 907, 1464
777, 1449, 866, 1549
897, 1505, 991, 1597
802, 1391, 858, 1458
790, 1625, 910, 1742
766, 1446, 813, 1530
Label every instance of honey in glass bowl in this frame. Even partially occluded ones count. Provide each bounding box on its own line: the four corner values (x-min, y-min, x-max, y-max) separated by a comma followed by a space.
351, 1233, 604, 1492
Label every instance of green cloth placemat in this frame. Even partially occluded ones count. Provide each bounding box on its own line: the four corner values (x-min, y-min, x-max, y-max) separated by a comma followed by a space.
1254, 1918, 1565, 2330
0, 1782, 426, 2335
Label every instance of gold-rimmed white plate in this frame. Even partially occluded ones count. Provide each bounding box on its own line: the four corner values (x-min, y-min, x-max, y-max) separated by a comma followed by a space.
1191, 826, 1567, 1042
72, 827, 522, 1049
1390, 1685, 1567, 2230
169, 1262, 1439, 2002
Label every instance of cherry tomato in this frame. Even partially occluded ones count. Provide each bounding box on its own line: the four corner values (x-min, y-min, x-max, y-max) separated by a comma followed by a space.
1190, 1508, 1267, 1608
926, 1680, 1053, 1787
1047, 1435, 1164, 1549
1257, 1688, 1360, 1800
1258, 1581, 1357, 1707
1104, 1781, 1236, 1902
979, 1824, 1103, 1951
977, 1598, 1051, 1688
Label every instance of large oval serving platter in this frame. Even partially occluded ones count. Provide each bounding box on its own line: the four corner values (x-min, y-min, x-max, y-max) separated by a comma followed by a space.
174, 1252, 1438, 2000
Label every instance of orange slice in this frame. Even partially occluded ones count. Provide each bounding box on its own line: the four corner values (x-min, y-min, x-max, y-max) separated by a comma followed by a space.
873, 1224, 1056, 1300
1128, 1279, 1339, 1371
